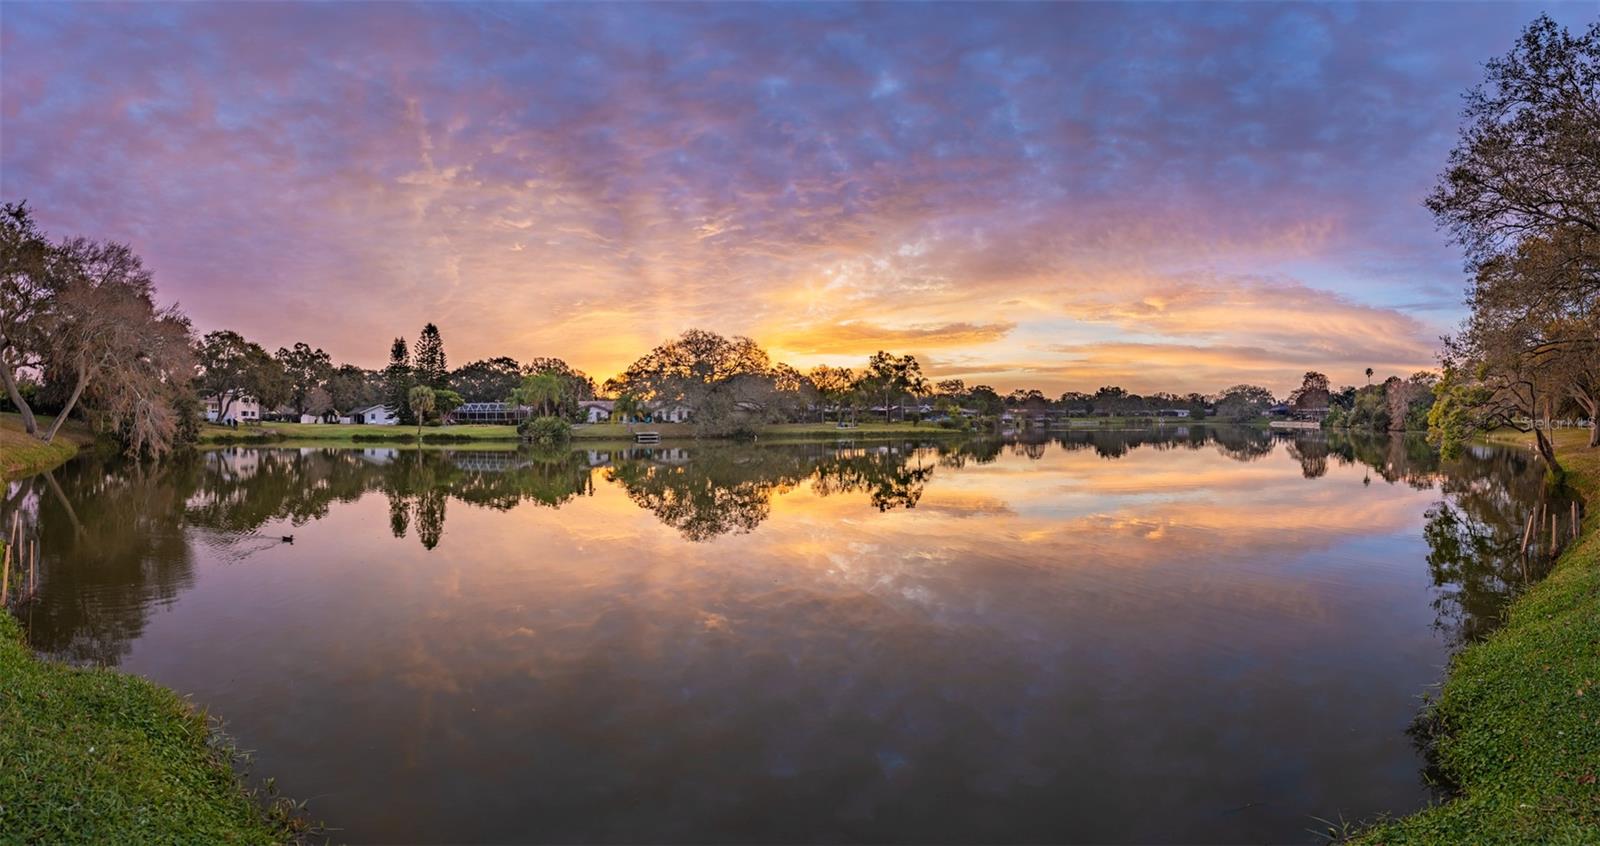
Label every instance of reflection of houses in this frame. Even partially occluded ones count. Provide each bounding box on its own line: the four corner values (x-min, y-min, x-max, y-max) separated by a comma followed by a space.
203, 392, 260, 423
449, 451, 534, 473
451, 402, 530, 424
358, 447, 398, 464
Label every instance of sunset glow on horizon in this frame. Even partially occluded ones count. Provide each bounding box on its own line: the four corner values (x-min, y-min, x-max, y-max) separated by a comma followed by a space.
5, 1, 1593, 394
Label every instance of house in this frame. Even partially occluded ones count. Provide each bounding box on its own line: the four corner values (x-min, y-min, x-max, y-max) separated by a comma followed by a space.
203, 392, 261, 424
578, 400, 615, 424
649, 402, 693, 423
1157, 408, 1191, 418
451, 402, 530, 424
351, 405, 398, 425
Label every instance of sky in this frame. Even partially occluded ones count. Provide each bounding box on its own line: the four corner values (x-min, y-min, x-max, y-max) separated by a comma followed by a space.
3, 2, 1596, 395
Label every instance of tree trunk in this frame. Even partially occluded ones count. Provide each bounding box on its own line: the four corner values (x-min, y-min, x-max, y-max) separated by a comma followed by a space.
1590, 417, 1599, 448
1534, 424, 1564, 475
43, 368, 89, 444
0, 352, 38, 434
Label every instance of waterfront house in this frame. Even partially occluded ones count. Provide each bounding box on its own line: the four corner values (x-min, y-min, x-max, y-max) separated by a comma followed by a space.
203, 392, 261, 424
451, 402, 530, 424
578, 400, 615, 423
351, 405, 399, 425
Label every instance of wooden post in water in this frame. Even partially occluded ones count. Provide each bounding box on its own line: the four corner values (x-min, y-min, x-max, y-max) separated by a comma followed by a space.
1522, 510, 1536, 557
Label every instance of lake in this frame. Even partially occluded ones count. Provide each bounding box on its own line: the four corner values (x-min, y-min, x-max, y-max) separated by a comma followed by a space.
1, 428, 1566, 843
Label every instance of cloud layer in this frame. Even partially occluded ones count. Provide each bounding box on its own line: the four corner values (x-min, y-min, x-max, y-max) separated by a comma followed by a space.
4, 2, 1586, 393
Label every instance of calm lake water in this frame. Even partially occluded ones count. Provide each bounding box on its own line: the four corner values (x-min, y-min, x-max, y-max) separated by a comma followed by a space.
2, 428, 1566, 843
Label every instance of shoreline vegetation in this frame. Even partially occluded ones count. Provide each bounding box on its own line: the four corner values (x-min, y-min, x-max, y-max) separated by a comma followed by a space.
0, 611, 312, 844
1, 413, 95, 483
1355, 428, 1597, 843
193, 416, 1241, 447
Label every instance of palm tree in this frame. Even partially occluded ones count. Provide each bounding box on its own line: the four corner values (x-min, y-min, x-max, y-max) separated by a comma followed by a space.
408, 385, 435, 438
511, 372, 564, 418
614, 393, 644, 433
1365, 367, 1374, 385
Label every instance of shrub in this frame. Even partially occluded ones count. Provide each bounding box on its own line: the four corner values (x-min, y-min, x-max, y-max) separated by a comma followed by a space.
518, 416, 572, 446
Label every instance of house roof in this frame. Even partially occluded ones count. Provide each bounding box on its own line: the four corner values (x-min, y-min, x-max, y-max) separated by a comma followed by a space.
352, 405, 389, 415
579, 400, 615, 409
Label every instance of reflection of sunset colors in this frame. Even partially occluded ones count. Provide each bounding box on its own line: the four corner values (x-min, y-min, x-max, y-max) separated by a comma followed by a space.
11, 432, 1559, 841
4, 3, 1591, 392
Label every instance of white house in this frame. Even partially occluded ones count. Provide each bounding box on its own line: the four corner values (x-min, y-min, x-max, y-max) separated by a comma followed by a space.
649, 402, 693, 423
351, 405, 399, 425
578, 400, 615, 424
204, 392, 261, 424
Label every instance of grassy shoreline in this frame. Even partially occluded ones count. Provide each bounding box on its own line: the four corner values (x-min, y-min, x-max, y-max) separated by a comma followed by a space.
1355, 428, 1599, 843
198, 419, 978, 445
1, 413, 96, 483
0, 611, 308, 844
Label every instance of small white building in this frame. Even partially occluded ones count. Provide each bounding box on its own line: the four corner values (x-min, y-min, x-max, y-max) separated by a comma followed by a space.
351, 405, 399, 425
578, 400, 615, 424
204, 392, 261, 424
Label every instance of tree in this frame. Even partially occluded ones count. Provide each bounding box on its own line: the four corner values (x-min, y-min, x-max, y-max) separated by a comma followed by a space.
510, 371, 564, 417
1288, 372, 1331, 412
808, 365, 856, 422
1, 211, 195, 455
0, 202, 53, 435
432, 388, 463, 423
304, 386, 334, 420
48, 239, 196, 453
408, 384, 435, 437
275, 342, 334, 416
862, 350, 925, 422
1214, 385, 1276, 421
384, 337, 414, 424
967, 384, 1002, 417
450, 357, 523, 403
413, 323, 448, 390
1427, 16, 1599, 275
614, 393, 645, 432
328, 364, 382, 413
1365, 367, 1374, 385
195, 330, 285, 421
606, 329, 796, 434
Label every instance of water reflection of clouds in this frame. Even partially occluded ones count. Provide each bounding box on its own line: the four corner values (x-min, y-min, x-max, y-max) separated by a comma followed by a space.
10, 430, 1561, 843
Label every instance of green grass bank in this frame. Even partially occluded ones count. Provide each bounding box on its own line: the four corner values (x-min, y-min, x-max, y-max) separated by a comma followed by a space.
0, 413, 94, 483
1356, 428, 1599, 844
0, 611, 306, 844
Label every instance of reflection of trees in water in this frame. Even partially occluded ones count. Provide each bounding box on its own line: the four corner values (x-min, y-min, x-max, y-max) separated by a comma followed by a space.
1318, 431, 1570, 646
13, 430, 1567, 667
811, 447, 936, 512
9, 458, 199, 665
1047, 426, 1273, 462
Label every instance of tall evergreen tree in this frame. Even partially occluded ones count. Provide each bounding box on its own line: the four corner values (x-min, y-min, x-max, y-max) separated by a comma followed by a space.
413, 323, 448, 390
384, 336, 415, 424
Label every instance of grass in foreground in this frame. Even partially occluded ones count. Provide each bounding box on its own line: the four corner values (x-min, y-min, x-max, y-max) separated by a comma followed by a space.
1, 413, 95, 482
1356, 428, 1600, 844
0, 612, 306, 844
